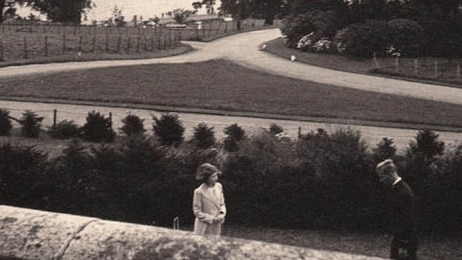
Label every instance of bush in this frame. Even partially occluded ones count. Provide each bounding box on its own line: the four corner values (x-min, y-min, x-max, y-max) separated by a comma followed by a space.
120, 114, 145, 137
372, 137, 397, 163
0, 108, 13, 136
48, 120, 80, 139
387, 18, 423, 57
80, 111, 116, 143
223, 123, 246, 152
191, 123, 216, 150
0, 143, 49, 208
152, 113, 185, 146
19, 110, 44, 138
281, 11, 338, 48
333, 20, 391, 58
418, 19, 462, 57
268, 123, 284, 136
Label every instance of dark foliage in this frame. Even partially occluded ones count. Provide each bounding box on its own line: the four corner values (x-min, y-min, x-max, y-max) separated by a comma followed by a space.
48, 120, 80, 139
80, 111, 116, 143
223, 123, 246, 152
19, 110, 44, 138
0, 143, 50, 208
0, 108, 13, 136
2, 126, 462, 235
191, 123, 216, 150
120, 114, 145, 137
152, 113, 185, 146
268, 123, 284, 135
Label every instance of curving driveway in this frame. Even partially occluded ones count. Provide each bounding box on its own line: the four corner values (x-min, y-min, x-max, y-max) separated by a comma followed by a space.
2, 29, 462, 105
1, 29, 462, 152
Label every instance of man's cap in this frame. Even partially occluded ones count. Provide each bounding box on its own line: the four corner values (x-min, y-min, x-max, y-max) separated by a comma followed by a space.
376, 159, 395, 174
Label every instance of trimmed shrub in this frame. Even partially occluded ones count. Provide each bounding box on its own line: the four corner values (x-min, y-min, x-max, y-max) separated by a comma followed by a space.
0, 108, 13, 136
120, 114, 145, 137
387, 18, 423, 57
191, 123, 216, 150
19, 110, 44, 138
80, 111, 116, 143
333, 20, 391, 58
152, 113, 185, 146
48, 120, 80, 139
223, 123, 246, 152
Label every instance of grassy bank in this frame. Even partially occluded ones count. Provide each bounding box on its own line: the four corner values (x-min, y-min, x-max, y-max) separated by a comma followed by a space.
2, 59, 462, 129
264, 37, 462, 87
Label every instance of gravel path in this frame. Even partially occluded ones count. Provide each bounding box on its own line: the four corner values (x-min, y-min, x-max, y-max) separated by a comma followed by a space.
1, 29, 462, 152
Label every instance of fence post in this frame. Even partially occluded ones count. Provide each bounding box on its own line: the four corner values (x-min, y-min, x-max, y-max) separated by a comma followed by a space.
414, 59, 418, 75
372, 52, 379, 69
434, 60, 439, 78
457, 63, 461, 80
151, 35, 154, 52
136, 36, 140, 53
127, 37, 131, 53
92, 36, 96, 53
62, 34, 66, 54
109, 112, 113, 129
44, 36, 48, 56
117, 36, 122, 53
79, 35, 83, 53
394, 56, 399, 72
298, 127, 302, 139
0, 40, 4, 61
105, 33, 109, 52
53, 109, 57, 126
23, 37, 28, 59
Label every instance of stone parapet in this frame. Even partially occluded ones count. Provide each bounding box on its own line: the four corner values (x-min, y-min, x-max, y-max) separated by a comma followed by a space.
0, 206, 385, 259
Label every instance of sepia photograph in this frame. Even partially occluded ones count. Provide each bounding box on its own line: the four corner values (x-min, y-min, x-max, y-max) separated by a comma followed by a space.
1, 0, 462, 259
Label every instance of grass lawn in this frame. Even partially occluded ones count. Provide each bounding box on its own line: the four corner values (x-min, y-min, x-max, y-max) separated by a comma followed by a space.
264, 37, 462, 87
2, 59, 462, 130
221, 225, 462, 260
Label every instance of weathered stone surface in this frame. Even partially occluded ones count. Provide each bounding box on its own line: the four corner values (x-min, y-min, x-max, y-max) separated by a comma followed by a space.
0, 206, 386, 259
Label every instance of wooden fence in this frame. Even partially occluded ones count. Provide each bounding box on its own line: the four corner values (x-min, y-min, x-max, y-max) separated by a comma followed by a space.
0, 19, 280, 62
374, 56, 462, 84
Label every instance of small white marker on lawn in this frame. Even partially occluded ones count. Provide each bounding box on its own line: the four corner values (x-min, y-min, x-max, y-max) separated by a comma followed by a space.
290, 55, 296, 62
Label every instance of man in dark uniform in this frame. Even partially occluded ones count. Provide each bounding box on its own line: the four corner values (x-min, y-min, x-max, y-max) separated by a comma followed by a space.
376, 159, 418, 260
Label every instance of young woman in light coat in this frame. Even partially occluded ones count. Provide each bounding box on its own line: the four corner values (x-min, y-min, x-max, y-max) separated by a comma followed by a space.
193, 163, 226, 236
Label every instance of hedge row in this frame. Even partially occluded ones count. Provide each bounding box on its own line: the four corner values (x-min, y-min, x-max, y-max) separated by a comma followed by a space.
282, 1, 462, 58
1, 110, 462, 235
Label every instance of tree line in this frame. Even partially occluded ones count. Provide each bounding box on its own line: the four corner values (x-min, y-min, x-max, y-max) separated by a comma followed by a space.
1, 108, 462, 235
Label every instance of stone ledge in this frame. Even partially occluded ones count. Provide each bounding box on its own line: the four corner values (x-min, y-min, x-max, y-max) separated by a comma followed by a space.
0, 206, 386, 259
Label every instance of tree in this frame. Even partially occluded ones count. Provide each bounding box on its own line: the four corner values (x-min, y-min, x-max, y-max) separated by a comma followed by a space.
0, 108, 13, 136
19, 110, 43, 138
373, 137, 397, 162
152, 113, 185, 146
191, 123, 216, 149
223, 123, 246, 152
192, 0, 216, 14
0, 0, 93, 24
80, 111, 116, 143
220, 0, 287, 25
172, 8, 195, 24
407, 0, 460, 20
408, 129, 445, 164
